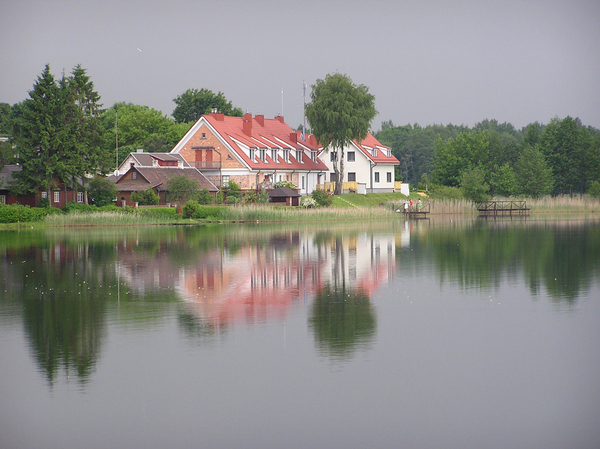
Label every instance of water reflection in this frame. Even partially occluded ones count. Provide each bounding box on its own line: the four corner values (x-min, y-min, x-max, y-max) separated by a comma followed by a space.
1, 218, 599, 387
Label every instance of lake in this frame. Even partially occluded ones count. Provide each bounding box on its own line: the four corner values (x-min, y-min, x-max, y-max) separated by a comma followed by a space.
1, 216, 599, 449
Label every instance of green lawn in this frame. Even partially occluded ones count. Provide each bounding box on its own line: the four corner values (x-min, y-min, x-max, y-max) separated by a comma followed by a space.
332, 192, 416, 208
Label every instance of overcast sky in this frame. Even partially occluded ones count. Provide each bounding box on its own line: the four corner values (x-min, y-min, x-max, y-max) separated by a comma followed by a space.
2, 0, 599, 131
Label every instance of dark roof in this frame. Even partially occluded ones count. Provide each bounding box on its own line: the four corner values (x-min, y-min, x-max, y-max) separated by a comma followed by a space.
268, 187, 301, 198
0, 165, 20, 189
116, 167, 218, 192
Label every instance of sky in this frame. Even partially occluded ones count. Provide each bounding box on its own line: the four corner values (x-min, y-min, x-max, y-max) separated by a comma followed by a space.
2, 0, 599, 132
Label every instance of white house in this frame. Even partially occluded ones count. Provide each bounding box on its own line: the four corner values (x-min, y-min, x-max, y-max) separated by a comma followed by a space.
320, 133, 399, 193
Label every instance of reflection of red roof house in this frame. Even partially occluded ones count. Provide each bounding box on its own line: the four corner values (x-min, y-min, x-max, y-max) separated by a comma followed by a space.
179, 242, 327, 326
114, 165, 218, 205
170, 112, 329, 195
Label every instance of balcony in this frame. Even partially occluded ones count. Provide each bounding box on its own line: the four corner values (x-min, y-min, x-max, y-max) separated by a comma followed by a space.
194, 161, 221, 170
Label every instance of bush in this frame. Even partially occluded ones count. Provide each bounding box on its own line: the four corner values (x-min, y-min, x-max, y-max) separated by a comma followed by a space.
428, 184, 464, 199
302, 197, 317, 208
62, 201, 95, 214
136, 207, 179, 219
311, 189, 333, 207
131, 188, 159, 205
182, 204, 225, 220
37, 197, 50, 208
0, 204, 47, 223
197, 188, 213, 205
273, 180, 297, 189
88, 176, 118, 207
588, 180, 600, 198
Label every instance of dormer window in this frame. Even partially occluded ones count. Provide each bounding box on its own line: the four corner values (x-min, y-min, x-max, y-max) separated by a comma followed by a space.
271, 149, 278, 163
386, 149, 391, 157
372, 148, 377, 157
311, 151, 317, 162
249, 148, 256, 162
283, 149, 290, 163
259, 148, 266, 162
296, 149, 303, 163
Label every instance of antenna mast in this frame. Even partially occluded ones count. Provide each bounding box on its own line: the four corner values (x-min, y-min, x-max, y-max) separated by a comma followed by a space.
302, 80, 306, 139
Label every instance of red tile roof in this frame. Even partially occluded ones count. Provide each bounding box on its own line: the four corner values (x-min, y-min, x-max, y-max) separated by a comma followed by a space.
174, 114, 330, 172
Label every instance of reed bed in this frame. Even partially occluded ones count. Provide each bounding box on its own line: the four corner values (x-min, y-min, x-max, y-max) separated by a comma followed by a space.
43, 211, 171, 226
219, 204, 395, 222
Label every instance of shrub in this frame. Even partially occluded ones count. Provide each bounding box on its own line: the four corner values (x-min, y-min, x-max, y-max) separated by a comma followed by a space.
197, 188, 213, 205
88, 176, 118, 207
182, 205, 225, 220
37, 197, 50, 208
302, 197, 317, 208
311, 189, 333, 207
428, 184, 464, 199
62, 201, 95, 214
131, 188, 159, 205
273, 180, 297, 189
136, 207, 179, 219
588, 180, 600, 198
0, 204, 47, 223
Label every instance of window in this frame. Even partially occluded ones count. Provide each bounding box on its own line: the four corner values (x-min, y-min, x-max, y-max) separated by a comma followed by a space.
301, 176, 305, 189
347, 151, 355, 162
374, 172, 380, 183
249, 148, 256, 162
271, 149, 278, 162
259, 148, 266, 162
283, 149, 290, 163
222, 175, 230, 187
54, 191, 60, 203
372, 148, 377, 157
296, 149, 303, 163
330, 173, 337, 182
386, 149, 391, 157
311, 151, 317, 162
132, 171, 137, 180
41, 191, 48, 199
77, 192, 84, 203
348, 172, 356, 182
201, 132, 206, 139
330, 151, 337, 162
387, 172, 392, 183
0, 195, 5, 205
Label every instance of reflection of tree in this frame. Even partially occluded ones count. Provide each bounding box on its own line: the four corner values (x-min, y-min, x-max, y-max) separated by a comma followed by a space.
7, 241, 116, 386
309, 283, 376, 360
178, 310, 226, 342
420, 220, 600, 301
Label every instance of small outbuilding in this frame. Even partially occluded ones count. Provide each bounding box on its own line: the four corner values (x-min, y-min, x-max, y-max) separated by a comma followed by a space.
267, 187, 301, 206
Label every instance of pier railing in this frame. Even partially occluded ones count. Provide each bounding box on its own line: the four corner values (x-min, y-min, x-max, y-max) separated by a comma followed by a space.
474, 200, 529, 216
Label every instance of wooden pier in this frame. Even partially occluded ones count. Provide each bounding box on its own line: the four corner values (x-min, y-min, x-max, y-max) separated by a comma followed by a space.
474, 200, 529, 216
398, 202, 430, 219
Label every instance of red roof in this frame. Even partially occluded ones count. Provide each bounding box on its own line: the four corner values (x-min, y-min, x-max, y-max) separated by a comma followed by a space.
173, 113, 330, 172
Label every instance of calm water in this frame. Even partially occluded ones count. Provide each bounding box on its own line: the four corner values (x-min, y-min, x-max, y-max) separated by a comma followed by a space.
1, 217, 599, 449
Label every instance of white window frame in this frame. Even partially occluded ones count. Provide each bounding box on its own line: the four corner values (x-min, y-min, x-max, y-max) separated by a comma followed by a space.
374, 172, 380, 183
41, 191, 48, 199
222, 175, 230, 187
347, 151, 355, 162
296, 149, 303, 163
54, 191, 60, 203
348, 172, 356, 182
271, 149, 278, 163
249, 148, 256, 162
259, 148, 266, 162
77, 192, 84, 203
387, 172, 392, 183
372, 148, 377, 157
0, 194, 6, 204
283, 149, 290, 163
311, 151, 317, 163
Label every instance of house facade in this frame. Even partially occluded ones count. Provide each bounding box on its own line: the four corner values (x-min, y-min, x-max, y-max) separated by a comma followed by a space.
114, 165, 218, 206
170, 112, 329, 195
115, 151, 191, 175
1, 165, 87, 207
320, 133, 399, 193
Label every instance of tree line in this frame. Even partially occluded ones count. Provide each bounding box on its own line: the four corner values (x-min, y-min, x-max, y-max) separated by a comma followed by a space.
0, 65, 244, 196
375, 117, 600, 199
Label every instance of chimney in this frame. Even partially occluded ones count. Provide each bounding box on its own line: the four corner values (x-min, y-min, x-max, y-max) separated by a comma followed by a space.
243, 113, 252, 136
308, 134, 317, 146
210, 110, 225, 121
274, 115, 284, 124
289, 132, 297, 144
255, 114, 264, 126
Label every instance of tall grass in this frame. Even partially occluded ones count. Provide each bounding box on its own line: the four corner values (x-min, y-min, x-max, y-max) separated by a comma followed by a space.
220, 204, 395, 222
43, 211, 172, 226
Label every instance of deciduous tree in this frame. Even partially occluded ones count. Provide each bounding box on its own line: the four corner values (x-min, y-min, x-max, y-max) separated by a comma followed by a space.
172, 88, 243, 123
305, 73, 376, 195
